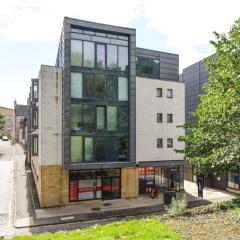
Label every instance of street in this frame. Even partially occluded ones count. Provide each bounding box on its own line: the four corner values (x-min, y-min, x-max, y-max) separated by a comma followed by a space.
0, 140, 14, 236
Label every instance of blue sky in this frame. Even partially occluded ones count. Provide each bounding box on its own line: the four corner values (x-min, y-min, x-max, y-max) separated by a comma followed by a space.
0, 0, 240, 109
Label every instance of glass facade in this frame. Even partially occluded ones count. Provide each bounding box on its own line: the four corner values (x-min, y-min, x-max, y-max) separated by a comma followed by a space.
70, 27, 129, 164
69, 169, 121, 202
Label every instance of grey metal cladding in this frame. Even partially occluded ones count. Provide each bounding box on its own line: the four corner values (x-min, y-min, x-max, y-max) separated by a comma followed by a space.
62, 17, 136, 169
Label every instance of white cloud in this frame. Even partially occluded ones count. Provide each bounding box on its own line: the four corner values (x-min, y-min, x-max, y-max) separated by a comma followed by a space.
0, 0, 240, 70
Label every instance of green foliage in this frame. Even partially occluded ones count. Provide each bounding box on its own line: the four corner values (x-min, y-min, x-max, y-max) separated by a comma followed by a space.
12, 218, 182, 240
0, 113, 5, 130
168, 195, 188, 216
177, 18, 240, 174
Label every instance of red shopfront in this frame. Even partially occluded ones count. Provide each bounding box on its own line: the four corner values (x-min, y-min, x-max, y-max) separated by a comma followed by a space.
69, 169, 121, 202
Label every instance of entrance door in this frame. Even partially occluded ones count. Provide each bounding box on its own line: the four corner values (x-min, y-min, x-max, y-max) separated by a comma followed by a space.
169, 171, 180, 191
102, 177, 120, 200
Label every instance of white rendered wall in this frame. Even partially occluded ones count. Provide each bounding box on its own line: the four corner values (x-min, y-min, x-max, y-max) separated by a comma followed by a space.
136, 77, 185, 162
38, 65, 62, 166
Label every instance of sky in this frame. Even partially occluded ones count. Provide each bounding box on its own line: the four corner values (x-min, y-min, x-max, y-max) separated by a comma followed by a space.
0, 0, 240, 109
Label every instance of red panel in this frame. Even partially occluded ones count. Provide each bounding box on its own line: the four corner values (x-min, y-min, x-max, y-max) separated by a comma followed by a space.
70, 180, 78, 201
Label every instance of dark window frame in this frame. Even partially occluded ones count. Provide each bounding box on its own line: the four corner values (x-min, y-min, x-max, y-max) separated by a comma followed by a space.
157, 113, 163, 123
32, 134, 38, 156
157, 138, 163, 148
167, 114, 173, 123
167, 138, 173, 148
156, 88, 162, 97
167, 89, 173, 98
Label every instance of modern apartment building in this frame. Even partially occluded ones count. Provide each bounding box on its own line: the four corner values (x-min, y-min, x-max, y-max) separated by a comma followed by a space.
182, 55, 240, 194
28, 17, 185, 208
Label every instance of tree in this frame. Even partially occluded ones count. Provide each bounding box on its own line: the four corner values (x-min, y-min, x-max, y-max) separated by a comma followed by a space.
178, 18, 240, 174
0, 113, 5, 130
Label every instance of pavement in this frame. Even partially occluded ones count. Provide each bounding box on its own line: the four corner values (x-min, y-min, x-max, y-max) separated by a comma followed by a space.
184, 180, 235, 202
0, 141, 14, 237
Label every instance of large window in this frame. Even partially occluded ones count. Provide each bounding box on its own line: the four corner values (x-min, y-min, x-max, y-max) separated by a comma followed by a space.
107, 45, 117, 70
96, 106, 105, 130
71, 104, 82, 133
96, 74, 106, 100
118, 46, 128, 71
118, 137, 128, 161
84, 137, 93, 161
107, 75, 118, 100
96, 44, 106, 68
107, 106, 117, 131
118, 106, 128, 131
71, 136, 83, 162
136, 57, 160, 79
118, 77, 128, 101
83, 41, 94, 68
32, 109, 38, 128
84, 73, 94, 98
71, 40, 82, 66
32, 135, 38, 156
71, 72, 82, 98
83, 105, 95, 130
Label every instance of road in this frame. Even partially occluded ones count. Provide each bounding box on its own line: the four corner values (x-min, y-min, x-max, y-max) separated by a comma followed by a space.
0, 140, 14, 236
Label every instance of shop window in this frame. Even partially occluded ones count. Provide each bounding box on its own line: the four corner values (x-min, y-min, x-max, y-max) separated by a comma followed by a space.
167, 114, 173, 123
71, 72, 82, 98
71, 40, 83, 66
167, 138, 173, 148
157, 113, 162, 123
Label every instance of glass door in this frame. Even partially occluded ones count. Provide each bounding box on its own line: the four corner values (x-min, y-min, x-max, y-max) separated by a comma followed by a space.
102, 177, 120, 200
169, 169, 180, 191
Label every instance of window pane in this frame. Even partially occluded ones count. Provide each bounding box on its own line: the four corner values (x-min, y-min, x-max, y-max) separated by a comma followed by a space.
83, 41, 94, 68
118, 107, 128, 131
156, 88, 162, 97
167, 89, 173, 98
118, 77, 128, 101
167, 114, 173, 123
96, 106, 105, 130
71, 136, 83, 162
107, 45, 117, 69
142, 63, 153, 77
167, 138, 173, 148
96, 44, 106, 68
33, 109, 38, 128
71, 104, 82, 133
118, 46, 128, 71
83, 105, 95, 130
157, 138, 163, 148
85, 137, 93, 161
107, 137, 118, 162
71, 72, 82, 98
84, 73, 94, 98
96, 74, 106, 99
33, 82, 38, 99
157, 113, 162, 123
71, 40, 82, 66
118, 137, 128, 161
96, 137, 107, 162
107, 75, 118, 100
107, 106, 117, 131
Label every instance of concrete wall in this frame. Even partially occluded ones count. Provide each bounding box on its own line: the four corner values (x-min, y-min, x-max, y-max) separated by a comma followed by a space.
136, 77, 185, 162
38, 65, 62, 166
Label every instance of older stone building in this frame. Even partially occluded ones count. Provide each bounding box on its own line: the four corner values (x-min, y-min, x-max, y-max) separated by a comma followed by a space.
0, 106, 14, 139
